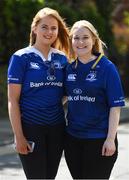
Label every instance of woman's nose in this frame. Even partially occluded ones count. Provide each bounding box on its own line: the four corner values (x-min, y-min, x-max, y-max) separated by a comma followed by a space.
47, 29, 53, 34
78, 39, 84, 44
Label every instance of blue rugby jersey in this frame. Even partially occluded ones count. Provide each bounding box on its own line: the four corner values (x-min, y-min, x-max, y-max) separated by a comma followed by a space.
8, 46, 67, 125
65, 55, 125, 139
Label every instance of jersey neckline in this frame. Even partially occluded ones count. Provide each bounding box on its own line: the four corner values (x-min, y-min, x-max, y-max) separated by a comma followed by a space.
28, 46, 53, 62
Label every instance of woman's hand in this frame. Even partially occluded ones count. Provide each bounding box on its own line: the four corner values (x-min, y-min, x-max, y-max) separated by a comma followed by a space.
14, 135, 32, 155
102, 107, 120, 156
102, 138, 116, 156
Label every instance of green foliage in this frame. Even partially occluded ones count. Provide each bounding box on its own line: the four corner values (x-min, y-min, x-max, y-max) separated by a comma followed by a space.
0, 65, 8, 117
0, 0, 45, 63
0, 0, 115, 63
123, 11, 129, 25
115, 37, 128, 55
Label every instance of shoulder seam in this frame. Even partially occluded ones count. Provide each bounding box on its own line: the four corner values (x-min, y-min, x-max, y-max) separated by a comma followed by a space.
51, 48, 65, 56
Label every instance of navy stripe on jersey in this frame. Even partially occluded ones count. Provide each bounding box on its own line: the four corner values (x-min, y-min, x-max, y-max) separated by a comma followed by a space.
21, 105, 64, 125
8, 46, 67, 125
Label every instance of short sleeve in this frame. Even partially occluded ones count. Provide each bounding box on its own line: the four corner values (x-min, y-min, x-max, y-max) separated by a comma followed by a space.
105, 63, 125, 107
8, 54, 27, 84
60, 55, 68, 68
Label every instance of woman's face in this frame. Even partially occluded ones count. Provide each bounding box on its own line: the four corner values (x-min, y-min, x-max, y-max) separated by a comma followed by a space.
33, 15, 58, 47
72, 27, 95, 59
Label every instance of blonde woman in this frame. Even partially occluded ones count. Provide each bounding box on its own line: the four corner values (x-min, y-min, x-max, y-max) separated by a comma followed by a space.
8, 7, 69, 179
64, 20, 125, 179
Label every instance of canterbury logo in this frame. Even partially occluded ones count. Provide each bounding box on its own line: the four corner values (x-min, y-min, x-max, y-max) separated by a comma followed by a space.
30, 62, 40, 69
67, 74, 77, 81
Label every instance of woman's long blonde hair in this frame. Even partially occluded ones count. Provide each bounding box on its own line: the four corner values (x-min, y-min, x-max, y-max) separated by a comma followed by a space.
29, 7, 70, 57
69, 20, 106, 61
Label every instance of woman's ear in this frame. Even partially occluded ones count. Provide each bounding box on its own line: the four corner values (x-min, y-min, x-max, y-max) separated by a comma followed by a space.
32, 26, 37, 35
92, 36, 96, 46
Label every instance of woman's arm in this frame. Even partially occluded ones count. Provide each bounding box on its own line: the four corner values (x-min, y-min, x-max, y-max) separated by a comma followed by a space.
62, 96, 67, 105
102, 107, 120, 156
8, 84, 31, 154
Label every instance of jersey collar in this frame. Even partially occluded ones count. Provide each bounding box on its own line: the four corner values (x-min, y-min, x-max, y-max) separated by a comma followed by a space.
28, 46, 53, 62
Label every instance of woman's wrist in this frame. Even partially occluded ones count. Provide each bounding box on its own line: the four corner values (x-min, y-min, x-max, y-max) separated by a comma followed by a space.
106, 136, 115, 141
14, 132, 25, 140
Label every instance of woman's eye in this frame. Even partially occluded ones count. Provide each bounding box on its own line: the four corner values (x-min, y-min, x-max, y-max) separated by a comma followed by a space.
73, 37, 79, 40
42, 26, 47, 30
83, 36, 88, 39
51, 27, 57, 31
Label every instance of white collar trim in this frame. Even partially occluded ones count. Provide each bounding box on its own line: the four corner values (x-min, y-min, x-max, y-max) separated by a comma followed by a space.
28, 46, 53, 62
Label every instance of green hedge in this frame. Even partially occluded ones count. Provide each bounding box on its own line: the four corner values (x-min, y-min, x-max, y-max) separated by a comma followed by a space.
0, 65, 8, 117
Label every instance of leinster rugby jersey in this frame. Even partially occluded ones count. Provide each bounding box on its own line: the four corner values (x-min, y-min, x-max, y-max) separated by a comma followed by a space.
65, 54, 125, 139
8, 46, 67, 125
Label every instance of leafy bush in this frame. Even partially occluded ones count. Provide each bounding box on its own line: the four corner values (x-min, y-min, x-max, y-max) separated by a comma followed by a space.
0, 65, 8, 117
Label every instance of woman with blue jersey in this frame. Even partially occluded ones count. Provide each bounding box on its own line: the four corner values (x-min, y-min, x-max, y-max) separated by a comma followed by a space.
64, 20, 125, 179
8, 7, 69, 179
